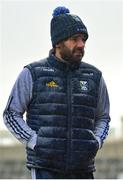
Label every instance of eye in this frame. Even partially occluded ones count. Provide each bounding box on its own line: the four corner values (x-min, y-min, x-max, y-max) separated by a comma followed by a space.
70, 35, 78, 42
82, 37, 86, 43
69, 35, 86, 43
82, 34, 87, 42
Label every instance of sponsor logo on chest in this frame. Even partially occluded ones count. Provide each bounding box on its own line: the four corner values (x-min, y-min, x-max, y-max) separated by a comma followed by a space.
46, 81, 58, 88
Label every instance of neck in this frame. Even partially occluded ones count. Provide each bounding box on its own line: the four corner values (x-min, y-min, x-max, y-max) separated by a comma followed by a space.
49, 49, 81, 70
50, 48, 69, 64
55, 48, 62, 60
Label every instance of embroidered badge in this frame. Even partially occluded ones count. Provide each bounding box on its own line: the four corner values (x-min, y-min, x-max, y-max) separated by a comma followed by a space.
80, 81, 88, 91
46, 81, 58, 88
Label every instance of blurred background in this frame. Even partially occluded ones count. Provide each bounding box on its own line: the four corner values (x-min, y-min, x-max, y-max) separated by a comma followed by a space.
0, 0, 123, 178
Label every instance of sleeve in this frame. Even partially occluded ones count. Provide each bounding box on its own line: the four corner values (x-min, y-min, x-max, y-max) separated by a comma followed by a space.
3, 67, 37, 150
94, 76, 111, 149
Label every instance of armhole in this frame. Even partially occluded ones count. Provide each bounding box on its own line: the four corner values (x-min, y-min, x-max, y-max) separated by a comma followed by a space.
24, 65, 37, 82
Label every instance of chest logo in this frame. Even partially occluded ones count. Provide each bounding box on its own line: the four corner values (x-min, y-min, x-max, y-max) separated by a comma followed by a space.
80, 81, 88, 91
41, 67, 54, 72
46, 81, 58, 88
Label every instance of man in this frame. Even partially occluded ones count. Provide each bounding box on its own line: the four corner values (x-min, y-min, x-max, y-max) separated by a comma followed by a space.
3, 6, 110, 179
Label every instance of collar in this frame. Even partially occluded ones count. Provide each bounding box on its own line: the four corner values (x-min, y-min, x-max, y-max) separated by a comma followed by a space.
47, 52, 81, 71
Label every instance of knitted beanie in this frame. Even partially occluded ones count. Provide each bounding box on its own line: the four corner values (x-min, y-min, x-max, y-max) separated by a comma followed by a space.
51, 6, 89, 47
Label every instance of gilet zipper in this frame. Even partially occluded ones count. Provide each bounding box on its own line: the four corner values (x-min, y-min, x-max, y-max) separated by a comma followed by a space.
66, 69, 72, 172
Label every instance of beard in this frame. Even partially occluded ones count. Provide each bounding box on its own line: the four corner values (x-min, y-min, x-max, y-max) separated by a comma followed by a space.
59, 42, 85, 64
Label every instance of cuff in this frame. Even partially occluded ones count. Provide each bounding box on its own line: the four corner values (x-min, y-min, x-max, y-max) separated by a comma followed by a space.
27, 133, 37, 150
95, 136, 102, 149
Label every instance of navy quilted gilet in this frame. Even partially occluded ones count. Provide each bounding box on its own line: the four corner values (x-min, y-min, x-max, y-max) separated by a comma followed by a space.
25, 54, 101, 173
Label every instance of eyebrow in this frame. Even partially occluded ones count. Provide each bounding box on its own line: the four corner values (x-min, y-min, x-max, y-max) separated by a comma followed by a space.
70, 34, 87, 41
71, 34, 80, 38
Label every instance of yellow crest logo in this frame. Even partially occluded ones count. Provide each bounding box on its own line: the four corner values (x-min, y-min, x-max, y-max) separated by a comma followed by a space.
46, 81, 58, 87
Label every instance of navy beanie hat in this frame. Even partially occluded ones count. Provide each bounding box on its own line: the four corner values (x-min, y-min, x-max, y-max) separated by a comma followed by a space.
51, 6, 89, 47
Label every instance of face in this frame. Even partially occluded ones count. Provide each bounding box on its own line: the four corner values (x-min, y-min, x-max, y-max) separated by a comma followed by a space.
58, 34, 86, 64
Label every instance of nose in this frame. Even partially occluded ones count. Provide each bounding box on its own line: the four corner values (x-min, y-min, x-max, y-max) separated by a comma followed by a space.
77, 38, 85, 48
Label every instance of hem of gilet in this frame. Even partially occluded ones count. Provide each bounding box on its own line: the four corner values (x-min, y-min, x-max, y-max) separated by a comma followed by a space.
26, 163, 96, 173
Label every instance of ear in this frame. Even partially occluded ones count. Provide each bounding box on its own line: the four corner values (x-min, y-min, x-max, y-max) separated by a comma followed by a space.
55, 42, 62, 48
55, 44, 60, 48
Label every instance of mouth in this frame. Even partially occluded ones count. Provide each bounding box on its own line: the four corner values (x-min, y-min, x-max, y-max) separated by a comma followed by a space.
74, 51, 83, 56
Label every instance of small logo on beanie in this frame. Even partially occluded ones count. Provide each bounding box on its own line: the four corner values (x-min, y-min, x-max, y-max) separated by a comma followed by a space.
77, 28, 83, 32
